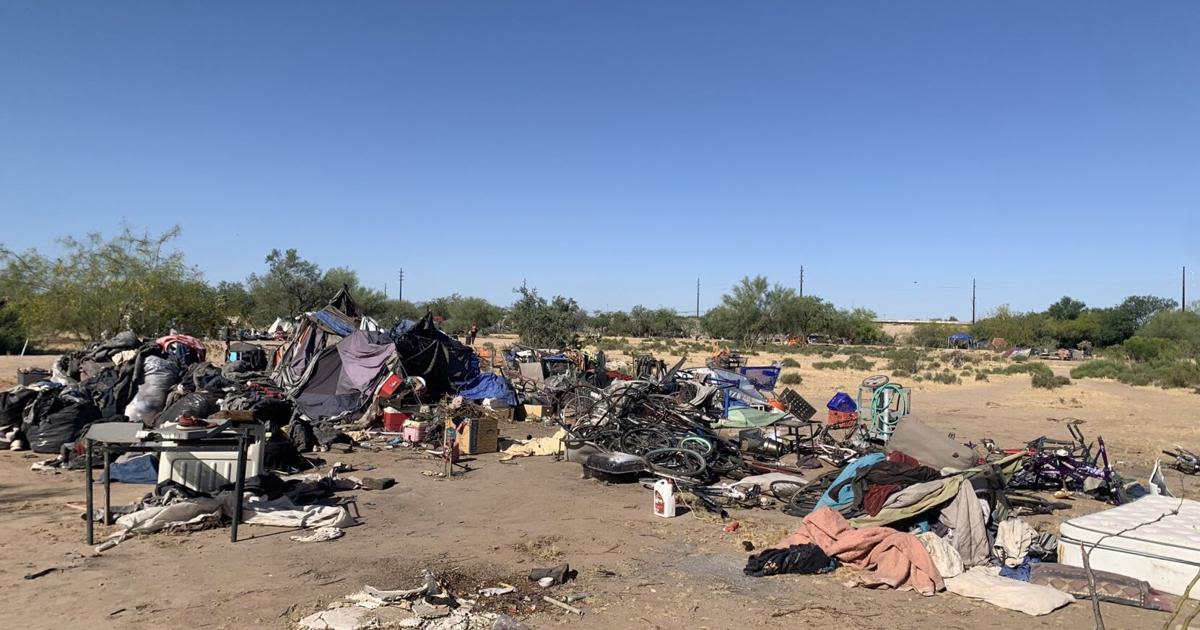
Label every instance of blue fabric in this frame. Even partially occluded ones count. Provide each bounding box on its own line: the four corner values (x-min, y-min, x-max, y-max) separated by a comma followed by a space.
998, 558, 1036, 582
826, 392, 857, 412
814, 452, 885, 511
456, 373, 517, 406
315, 309, 357, 336
949, 332, 974, 341
103, 454, 158, 484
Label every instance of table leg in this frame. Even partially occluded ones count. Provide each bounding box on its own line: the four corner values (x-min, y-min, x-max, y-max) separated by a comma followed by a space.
231, 432, 247, 543
103, 449, 111, 526
85, 439, 93, 545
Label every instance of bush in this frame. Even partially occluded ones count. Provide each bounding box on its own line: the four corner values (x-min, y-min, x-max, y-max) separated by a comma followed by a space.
1032, 372, 1071, 389
779, 372, 803, 385
975, 372, 989, 381
1123, 336, 1178, 363
1151, 361, 1200, 389
885, 348, 923, 374
812, 361, 846, 370
845, 355, 875, 371
1070, 359, 1126, 380
933, 371, 960, 385
820, 350, 835, 358
779, 357, 801, 368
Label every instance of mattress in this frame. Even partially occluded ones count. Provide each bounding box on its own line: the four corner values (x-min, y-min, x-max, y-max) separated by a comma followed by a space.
1058, 496, 1200, 598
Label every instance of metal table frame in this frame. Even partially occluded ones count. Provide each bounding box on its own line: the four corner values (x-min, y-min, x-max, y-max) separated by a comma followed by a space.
84, 429, 250, 545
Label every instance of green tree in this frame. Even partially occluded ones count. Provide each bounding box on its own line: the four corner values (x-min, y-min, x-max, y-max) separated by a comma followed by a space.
1136, 310, 1200, 357
215, 281, 255, 323
508, 286, 585, 348
420, 294, 504, 334
0, 226, 224, 339
246, 248, 324, 322
1046, 296, 1087, 320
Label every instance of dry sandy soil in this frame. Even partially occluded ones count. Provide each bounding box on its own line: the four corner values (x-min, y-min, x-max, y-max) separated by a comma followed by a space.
0, 341, 1196, 629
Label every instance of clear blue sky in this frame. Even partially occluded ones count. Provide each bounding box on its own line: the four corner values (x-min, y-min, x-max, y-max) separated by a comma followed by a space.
1, 2, 1197, 319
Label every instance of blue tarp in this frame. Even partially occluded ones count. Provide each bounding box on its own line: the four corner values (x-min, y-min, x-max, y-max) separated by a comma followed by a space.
456, 373, 517, 407
949, 332, 974, 341
315, 309, 357, 337
102, 454, 158, 484
814, 453, 885, 512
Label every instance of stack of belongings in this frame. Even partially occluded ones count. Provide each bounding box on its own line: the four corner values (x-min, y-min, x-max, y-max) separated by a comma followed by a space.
757, 416, 1107, 617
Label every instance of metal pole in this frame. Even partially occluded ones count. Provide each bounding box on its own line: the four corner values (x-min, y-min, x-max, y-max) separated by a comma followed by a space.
695, 278, 700, 318
232, 432, 247, 543
1183, 266, 1187, 311
972, 278, 976, 325
799, 266, 804, 298
103, 449, 111, 526
85, 439, 94, 545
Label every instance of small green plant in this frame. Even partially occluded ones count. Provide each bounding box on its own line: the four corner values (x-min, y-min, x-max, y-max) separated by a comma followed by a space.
975, 372, 989, 381
779, 372, 803, 385
779, 357, 801, 368
845, 355, 875, 371
813, 361, 847, 370
1032, 372, 1071, 389
820, 350, 835, 358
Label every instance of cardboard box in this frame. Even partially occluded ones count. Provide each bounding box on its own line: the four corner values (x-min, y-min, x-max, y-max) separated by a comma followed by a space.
523, 404, 543, 420
458, 416, 499, 454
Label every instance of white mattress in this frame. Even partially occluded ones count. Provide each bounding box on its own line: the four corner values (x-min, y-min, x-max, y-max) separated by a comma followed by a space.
1058, 496, 1200, 598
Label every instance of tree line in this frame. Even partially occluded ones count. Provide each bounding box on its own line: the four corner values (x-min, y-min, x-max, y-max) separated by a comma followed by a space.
0, 228, 887, 351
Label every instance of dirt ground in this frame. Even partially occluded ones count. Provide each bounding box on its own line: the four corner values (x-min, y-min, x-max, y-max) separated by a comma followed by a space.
0, 343, 1196, 629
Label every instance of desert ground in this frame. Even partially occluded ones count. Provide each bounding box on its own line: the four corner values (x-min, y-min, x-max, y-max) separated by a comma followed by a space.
0, 339, 1195, 630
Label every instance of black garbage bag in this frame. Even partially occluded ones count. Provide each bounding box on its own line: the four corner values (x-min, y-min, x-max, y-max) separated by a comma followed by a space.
125, 355, 182, 426
23, 389, 102, 454
154, 391, 221, 428
0, 388, 38, 430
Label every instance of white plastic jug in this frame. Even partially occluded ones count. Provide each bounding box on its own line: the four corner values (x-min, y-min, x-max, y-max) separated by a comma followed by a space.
653, 479, 677, 518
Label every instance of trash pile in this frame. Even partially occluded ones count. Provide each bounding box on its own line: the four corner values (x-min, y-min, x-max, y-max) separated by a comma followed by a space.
298, 570, 531, 630
0, 286, 515, 548
556, 365, 1193, 617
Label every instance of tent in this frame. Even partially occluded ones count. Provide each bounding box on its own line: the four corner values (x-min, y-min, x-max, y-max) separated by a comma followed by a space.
948, 332, 974, 349
273, 289, 364, 392
267, 318, 293, 335
388, 312, 480, 399
292, 330, 397, 420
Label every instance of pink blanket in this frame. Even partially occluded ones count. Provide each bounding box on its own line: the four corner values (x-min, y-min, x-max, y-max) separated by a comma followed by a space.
776, 507, 945, 596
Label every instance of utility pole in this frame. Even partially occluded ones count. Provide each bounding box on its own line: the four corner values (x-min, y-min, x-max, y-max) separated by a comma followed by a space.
799, 266, 805, 298
695, 278, 700, 318
1184, 266, 1188, 311
971, 278, 976, 324
398, 269, 404, 302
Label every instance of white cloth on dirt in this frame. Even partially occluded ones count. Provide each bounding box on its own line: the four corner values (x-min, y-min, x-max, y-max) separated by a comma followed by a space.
937, 480, 991, 567
500, 429, 565, 460
240, 495, 356, 528
114, 493, 354, 536
916, 531, 963, 579
944, 566, 1073, 616
731, 472, 808, 495
291, 526, 344, 543
115, 497, 225, 535
995, 518, 1037, 568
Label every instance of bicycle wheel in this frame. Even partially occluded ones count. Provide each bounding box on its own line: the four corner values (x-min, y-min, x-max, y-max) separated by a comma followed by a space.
619, 427, 674, 456
645, 448, 708, 479
559, 385, 610, 425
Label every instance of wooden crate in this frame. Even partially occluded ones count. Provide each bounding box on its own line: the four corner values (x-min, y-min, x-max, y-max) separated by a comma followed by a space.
459, 416, 499, 454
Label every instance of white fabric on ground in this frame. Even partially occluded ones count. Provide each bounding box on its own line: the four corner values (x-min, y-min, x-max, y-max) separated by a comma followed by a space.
995, 518, 1037, 568
944, 566, 1073, 616
916, 531, 963, 579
